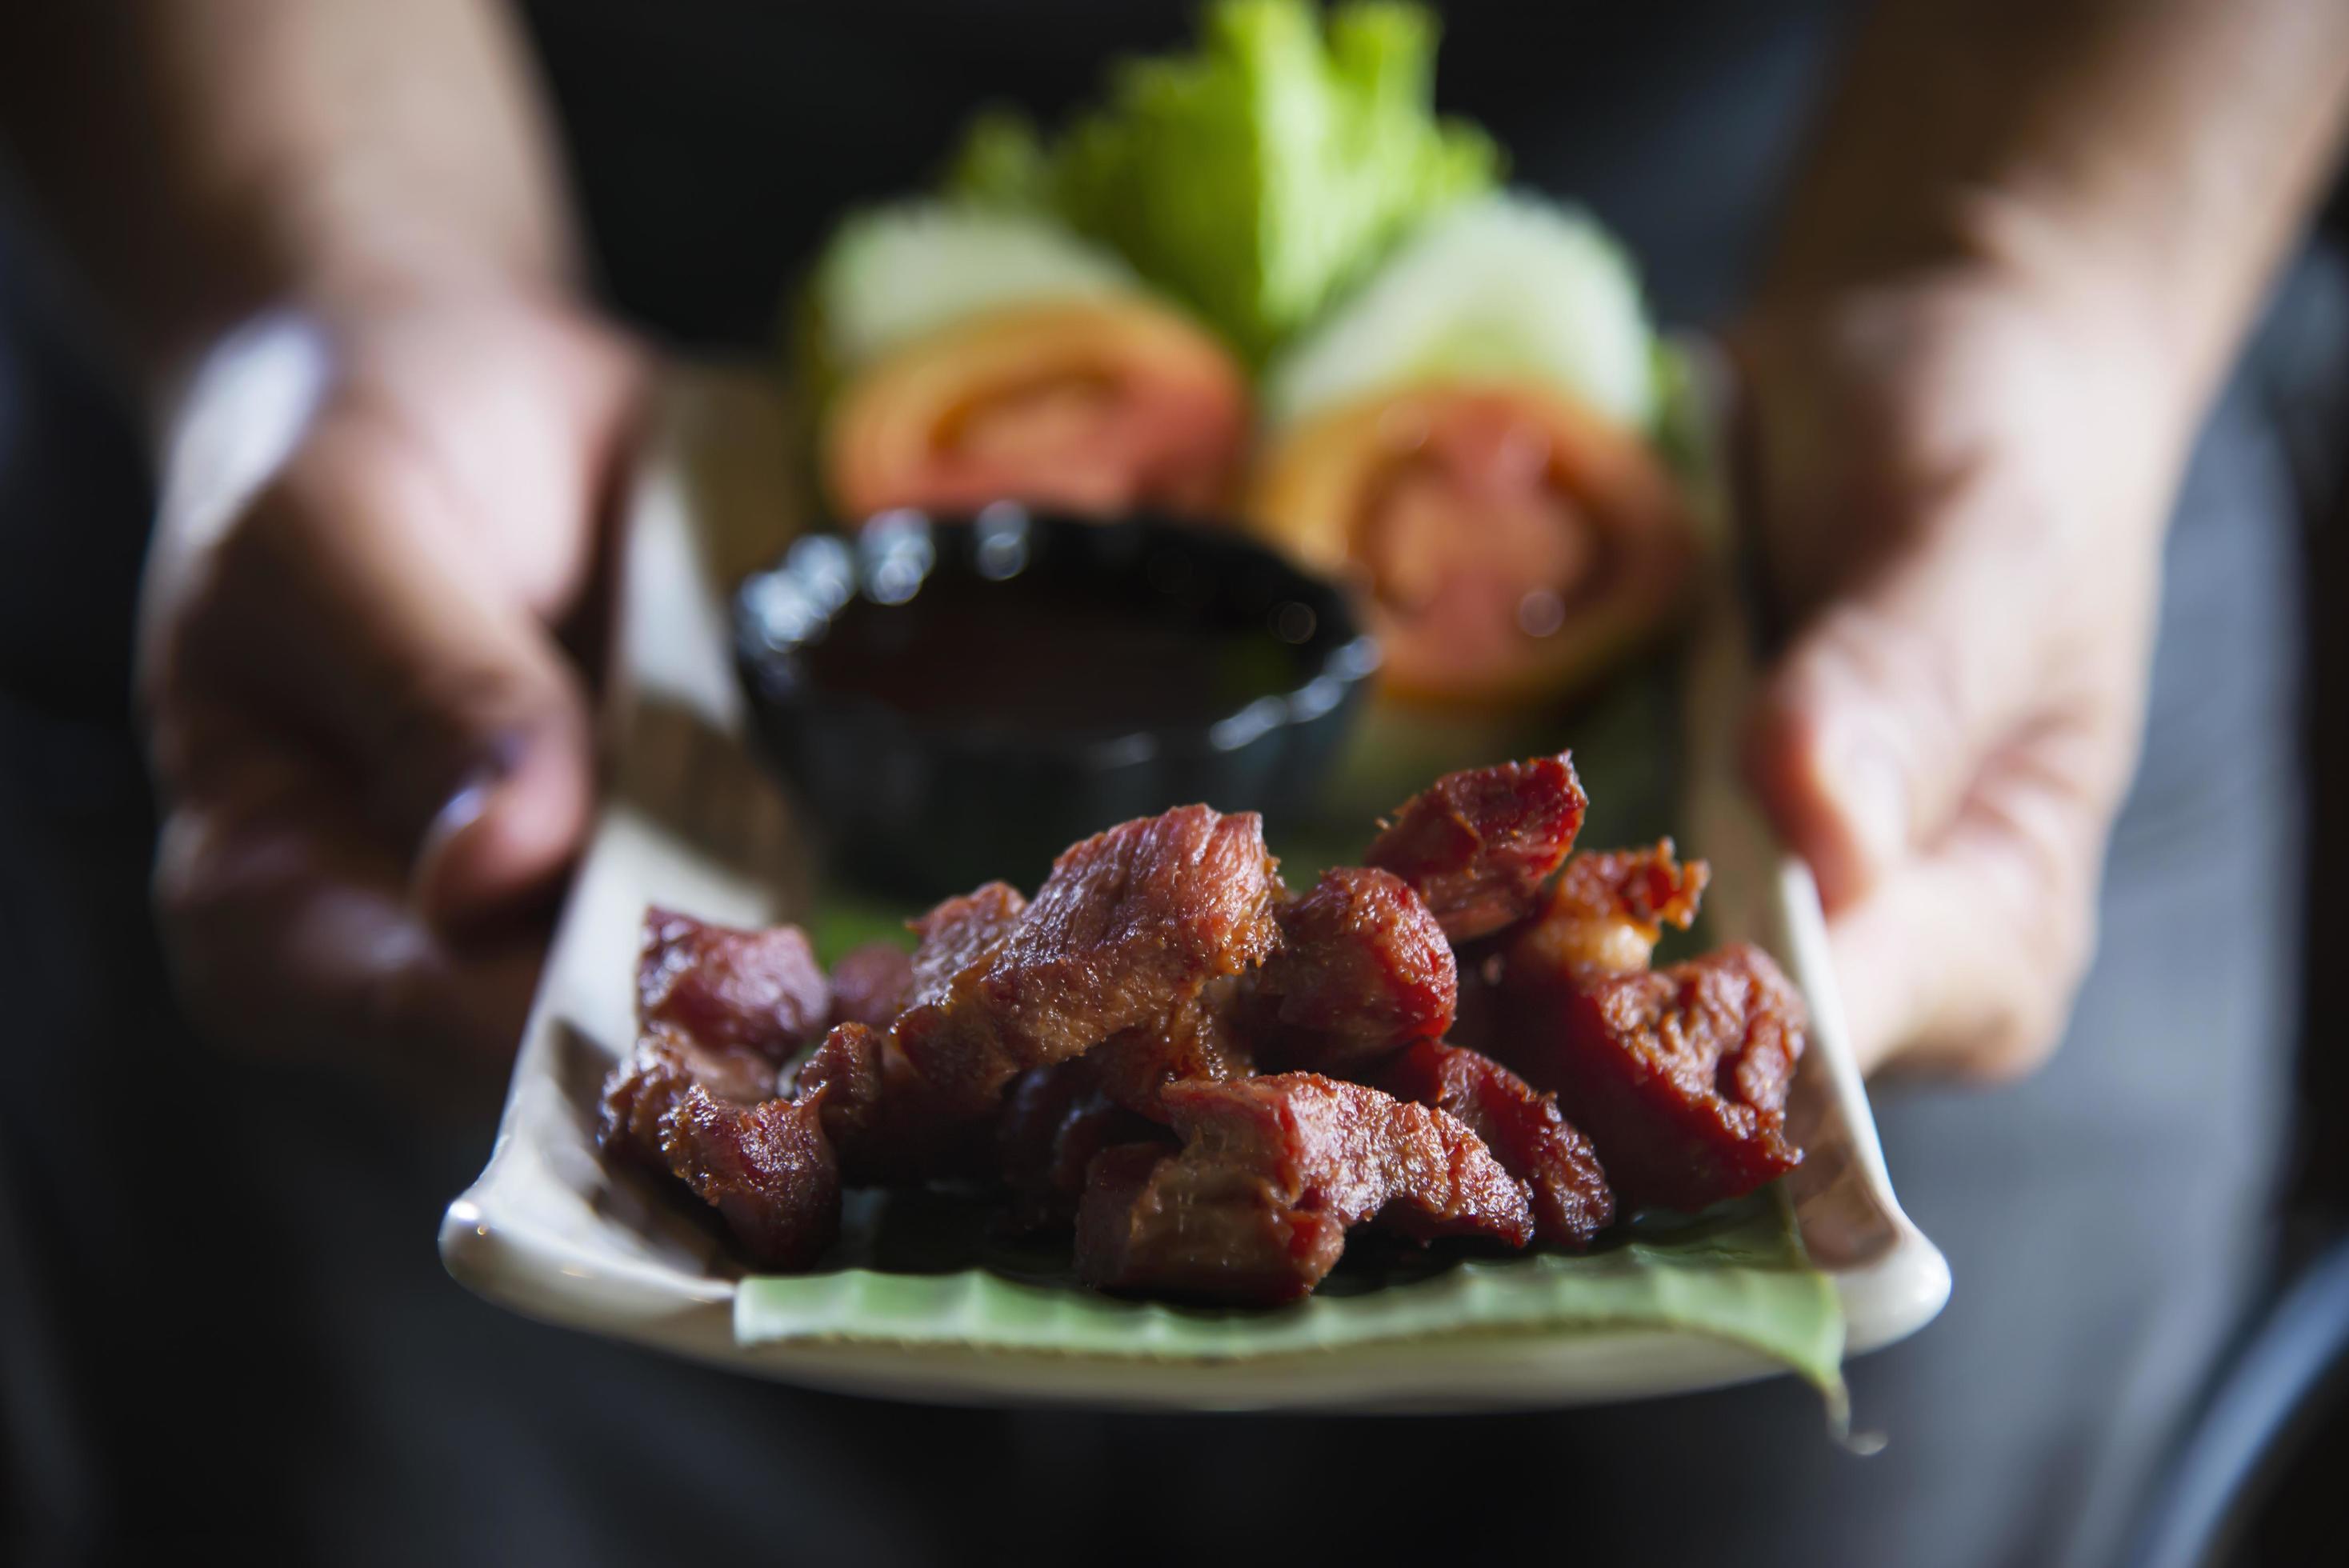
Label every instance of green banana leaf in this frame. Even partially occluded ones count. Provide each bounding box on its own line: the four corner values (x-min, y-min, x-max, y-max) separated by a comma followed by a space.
737, 1186, 1843, 1394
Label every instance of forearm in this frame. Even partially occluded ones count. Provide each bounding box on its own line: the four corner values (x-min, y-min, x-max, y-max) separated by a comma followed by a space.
1761, 0, 2349, 413
0, 1, 577, 394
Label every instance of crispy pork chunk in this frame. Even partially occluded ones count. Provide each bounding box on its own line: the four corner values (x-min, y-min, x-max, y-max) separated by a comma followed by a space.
907, 881, 1027, 1004
786, 883, 1031, 1180
997, 1059, 1169, 1227
794, 1020, 998, 1185
1501, 942, 1805, 1212
1513, 840, 1708, 978
598, 1027, 838, 1269
1363, 753, 1588, 943
827, 941, 916, 1030
600, 911, 857, 1266
895, 806, 1283, 1113
1087, 982, 1257, 1118
1074, 1074, 1534, 1303
1251, 866, 1456, 1071
1373, 1040, 1613, 1248
637, 908, 832, 1060
597, 754, 1816, 1302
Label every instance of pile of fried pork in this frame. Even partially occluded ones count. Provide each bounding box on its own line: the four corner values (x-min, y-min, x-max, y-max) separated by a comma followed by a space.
599, 754, 1807, 1306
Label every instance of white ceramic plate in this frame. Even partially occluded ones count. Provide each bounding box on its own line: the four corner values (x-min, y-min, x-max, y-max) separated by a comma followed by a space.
438, 366, 1949, 1412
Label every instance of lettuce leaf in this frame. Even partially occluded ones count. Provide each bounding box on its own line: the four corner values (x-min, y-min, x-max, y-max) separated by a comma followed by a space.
951, 1, 1499, 361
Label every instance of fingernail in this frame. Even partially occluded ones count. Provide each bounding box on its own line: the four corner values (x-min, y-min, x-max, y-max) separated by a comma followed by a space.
412, 734, 527, 919
413, 776, 492, 914
423, 776, 494, 855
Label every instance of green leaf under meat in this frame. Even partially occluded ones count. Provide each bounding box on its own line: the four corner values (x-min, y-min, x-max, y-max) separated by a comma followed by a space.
736, 1186, 1844, 1395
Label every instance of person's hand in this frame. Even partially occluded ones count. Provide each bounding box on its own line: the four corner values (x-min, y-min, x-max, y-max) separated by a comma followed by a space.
1735, 263, 2195, 1080
139, 290, 646, 1086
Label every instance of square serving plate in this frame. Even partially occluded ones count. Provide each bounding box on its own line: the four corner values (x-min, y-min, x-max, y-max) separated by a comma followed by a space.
439, 365, 1949, 1413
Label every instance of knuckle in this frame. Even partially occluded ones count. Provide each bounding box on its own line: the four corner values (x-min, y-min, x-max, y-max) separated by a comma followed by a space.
1810, 606, 1975, 766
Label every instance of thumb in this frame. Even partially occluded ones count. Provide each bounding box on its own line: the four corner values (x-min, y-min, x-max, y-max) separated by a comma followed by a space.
1743, 495, 2044, 910
224, 428, 598, 930
406, 678, 594, 930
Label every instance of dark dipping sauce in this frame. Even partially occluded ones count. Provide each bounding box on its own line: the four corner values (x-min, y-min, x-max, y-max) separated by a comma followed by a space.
734, 510, 1377, 898
801, 570, 1314, 739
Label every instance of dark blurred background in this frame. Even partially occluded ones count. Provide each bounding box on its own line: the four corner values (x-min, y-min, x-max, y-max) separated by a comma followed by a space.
2, 2, 2345, 1562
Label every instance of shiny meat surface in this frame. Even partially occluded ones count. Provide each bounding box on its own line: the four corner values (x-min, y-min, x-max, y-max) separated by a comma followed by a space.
781, 882, 1030, 1179
598, 1028, 838, 1269
1074, 1073, 1533, 1303
794, 1021, 993, 1184
897, 806, 1283, 1112
907, 882, 1026, 1006
1087, 979, 1256, 1118
827, 941, 916, 1030
1363, 753, 1588, 943
637, 908, 832, 1060
1374, 1040, 1614, 1247
600, 756, 1814, 1304
998, 1060, 1168, 1226
1515, 841, 1708, 978
1075, 1142, 1349, 1306
1252, 866, 1456, 1070
1501, 942, 1806, 1212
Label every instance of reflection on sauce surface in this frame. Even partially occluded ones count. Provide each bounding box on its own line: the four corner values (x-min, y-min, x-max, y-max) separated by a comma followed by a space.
799, 568, 1314, 739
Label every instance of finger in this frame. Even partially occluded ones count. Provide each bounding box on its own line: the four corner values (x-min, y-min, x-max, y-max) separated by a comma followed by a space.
153, 747, 543, 1090
179, 414, 598, 928
1744, 474, 2074, 911
1827, 706, 2120, 1079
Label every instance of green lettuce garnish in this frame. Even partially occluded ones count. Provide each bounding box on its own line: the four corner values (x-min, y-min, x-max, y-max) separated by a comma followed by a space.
950, 0, 1499, 361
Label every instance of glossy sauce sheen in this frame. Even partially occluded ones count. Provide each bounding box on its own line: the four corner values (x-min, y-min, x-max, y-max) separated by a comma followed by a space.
800, 571, 1311, 738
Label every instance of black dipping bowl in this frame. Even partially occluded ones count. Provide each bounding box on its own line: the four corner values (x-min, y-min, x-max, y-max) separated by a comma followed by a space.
734, 508, 1378, 900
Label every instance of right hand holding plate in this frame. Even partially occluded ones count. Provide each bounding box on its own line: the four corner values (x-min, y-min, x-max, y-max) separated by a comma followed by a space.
1735, 266, 2191, 1082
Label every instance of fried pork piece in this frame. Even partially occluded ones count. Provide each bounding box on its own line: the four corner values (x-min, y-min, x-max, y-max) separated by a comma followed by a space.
1078, 1142, 1348, 1305
794, 1021, 994, 1184
1513, 840, 1708, 978
908, 882, 1026, 1003
638, 908, 831, 1060
1074, 1073, 1535, 1304
897, 806, 1283, 1114
1250, 867, 1455, 1072
1363, 753, 1589, 943
827, 941, 916, 1030
1501, 942, 1806, 1213
1088, 978, 1255, 1117
598, 1028, 838, 1268
1373, 1040, 1614, 1248
998, 1060, 1168, 1226
782, 883, 1031, 1182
